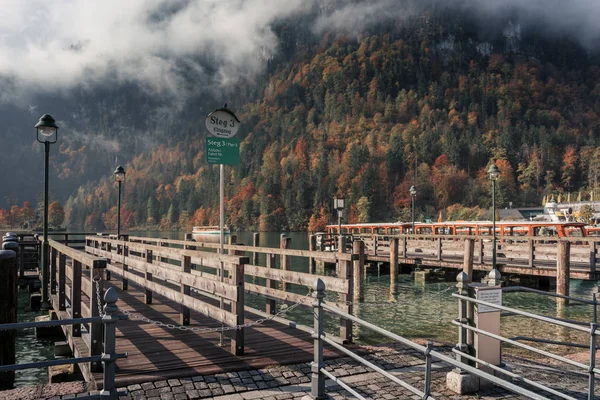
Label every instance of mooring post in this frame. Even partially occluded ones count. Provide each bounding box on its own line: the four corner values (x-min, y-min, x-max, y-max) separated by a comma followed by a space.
308, 234, 316, 274
252, 233, 259, 265
100, 287, 123, 399
353, 240, 365, 302
557, 240, 570, 304
180, 255, 191, 326
310, 278, 326, 399
389, 238, 398, 295
0, 250, 17, 390
590, 240, 597, 274
463, 238, 475, 281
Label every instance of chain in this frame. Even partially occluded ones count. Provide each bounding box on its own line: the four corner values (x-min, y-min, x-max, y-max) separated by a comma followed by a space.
93, 275, 104, 317
118, 290, 312, 333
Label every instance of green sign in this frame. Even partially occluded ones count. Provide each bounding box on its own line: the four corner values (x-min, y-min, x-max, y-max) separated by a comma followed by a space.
206, 137, 240, 165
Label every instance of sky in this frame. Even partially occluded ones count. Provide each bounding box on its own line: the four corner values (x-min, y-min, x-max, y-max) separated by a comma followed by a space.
1, 0, 599, 105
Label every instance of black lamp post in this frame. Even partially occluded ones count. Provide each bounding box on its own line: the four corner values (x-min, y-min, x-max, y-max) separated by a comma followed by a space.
333, 197, 345, 248
488, 162, 500, 271
113, 166, 126, 239
36, 114, 58, 310
409, 185, 417, 233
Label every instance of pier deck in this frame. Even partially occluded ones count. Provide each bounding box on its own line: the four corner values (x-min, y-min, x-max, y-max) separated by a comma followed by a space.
64, 278, 338, 388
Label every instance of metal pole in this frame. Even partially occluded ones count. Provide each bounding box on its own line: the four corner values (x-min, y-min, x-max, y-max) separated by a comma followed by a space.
337, 210, 341, 250
411, 196, 415, 233
492, 178, 497, 270
588, 323, 597, 400
423, 341, 433, 399
41, 141, 50, 310
219, 163, 224, 346
100, 287, 123, 399
117, 180, 121, 239
311, 278, 326, 399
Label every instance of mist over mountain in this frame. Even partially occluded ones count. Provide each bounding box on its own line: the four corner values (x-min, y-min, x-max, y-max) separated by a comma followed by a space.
1, 1, 600, 229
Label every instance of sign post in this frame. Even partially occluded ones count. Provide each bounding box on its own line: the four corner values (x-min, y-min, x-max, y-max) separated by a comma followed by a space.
205, 105, 240, 345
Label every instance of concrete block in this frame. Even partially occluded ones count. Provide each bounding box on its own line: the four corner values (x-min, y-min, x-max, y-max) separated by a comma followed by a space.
414, 270, 433, 284
35, 315, 64, 340
54, 341, 72, 357
30, 293, 41, 311
446, 370, 479, 394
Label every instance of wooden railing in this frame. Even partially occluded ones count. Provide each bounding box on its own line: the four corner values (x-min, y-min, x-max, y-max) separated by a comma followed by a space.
89, 235, 355, 343
48, 239, 106, 378
315, 233, 600, 278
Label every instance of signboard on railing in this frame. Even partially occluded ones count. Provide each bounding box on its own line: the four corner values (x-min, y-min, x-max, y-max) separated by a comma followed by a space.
475, 287, 502, 313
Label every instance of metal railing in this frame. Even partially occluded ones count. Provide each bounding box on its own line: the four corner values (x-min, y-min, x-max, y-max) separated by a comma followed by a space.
0, 287, 127, 399
452, 281, 599, 400
307, 278, 550, 400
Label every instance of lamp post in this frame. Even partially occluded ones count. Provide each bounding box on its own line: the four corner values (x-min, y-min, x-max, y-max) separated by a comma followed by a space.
488, 162, 500, 271
36, 114, 58, 310
334, 197, 345, 249
409, 185, 417, 233
113, 166, 126, 239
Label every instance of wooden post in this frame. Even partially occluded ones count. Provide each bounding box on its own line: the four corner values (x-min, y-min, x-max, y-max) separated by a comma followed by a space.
231, 259, 245, 356
58, 253, 66, 311
18, 243, 24, 279
402, 236, 408, 258
265, 254, 276, 315
90, 259, 106, 373
229, 235, 237, 254
528, 239, 535, 268
339, 251, 353, 343
437, 237, 442, 261
309, 234, 316, 274
389, 238, 398, 295
557, 241, 570, 304
252, 233, 259, 265
180, 255, 191, 325
373, 236, 378, 256
353, 240, 365, 301
145, 250, 153, 304
50, 247, 57, 294
463, 238, 475, 281
105, 242, 112, 281
478, 237, 484, 264
72, 260, 82, 337
122, 244, 129, 291
280, 235, 291, 291
590, 241, 597, 274
0, 250, 17, 389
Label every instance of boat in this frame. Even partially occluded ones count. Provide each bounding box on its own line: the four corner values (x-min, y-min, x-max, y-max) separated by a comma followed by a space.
192, 225, 230, 235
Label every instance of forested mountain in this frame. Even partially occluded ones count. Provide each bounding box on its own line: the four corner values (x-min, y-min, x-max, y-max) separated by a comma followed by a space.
2, 2, 600, 231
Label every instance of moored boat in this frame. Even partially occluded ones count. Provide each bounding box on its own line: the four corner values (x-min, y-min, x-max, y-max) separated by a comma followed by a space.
192, 225, 230, 235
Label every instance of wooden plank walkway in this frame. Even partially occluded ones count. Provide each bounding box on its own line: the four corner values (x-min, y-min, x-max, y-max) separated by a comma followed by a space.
91, 278, 338, 389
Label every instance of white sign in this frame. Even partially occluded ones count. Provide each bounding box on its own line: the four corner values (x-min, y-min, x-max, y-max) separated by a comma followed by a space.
476, 288, 502, 313
205, 109, 240, 138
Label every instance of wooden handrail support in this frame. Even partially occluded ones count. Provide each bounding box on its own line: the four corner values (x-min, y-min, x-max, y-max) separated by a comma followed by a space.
86, 236, 248, 355
48, 239, 107, 373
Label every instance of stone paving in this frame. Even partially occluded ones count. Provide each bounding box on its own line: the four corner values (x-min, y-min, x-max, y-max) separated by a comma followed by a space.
2, 343, 598, 399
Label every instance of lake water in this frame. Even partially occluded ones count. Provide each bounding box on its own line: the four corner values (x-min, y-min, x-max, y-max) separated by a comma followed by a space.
14, 230, 599, 386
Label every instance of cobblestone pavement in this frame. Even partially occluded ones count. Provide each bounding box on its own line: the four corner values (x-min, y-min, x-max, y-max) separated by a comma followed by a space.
3, 343, 598, 399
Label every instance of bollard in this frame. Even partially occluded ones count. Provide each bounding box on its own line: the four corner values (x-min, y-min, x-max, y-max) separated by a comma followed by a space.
100, 287, 126, 398
0, 250, 17, 389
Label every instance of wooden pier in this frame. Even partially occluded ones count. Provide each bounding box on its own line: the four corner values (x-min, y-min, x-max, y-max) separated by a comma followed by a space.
44, 234, 352, 388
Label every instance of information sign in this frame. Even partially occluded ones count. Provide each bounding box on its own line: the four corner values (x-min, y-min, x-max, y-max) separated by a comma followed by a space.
206, 137, 240, 165
205, 109, 240, 138
476, 288, 502, 313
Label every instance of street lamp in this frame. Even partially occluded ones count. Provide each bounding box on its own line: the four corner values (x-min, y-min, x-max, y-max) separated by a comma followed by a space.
113, 166, 126, 239
36, 114, 58, 310
409, 185, 417, 233
334, 197, 345, 249
488, 162, 500, 273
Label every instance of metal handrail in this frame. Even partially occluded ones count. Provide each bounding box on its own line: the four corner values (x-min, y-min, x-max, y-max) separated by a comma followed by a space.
452, 293, 595, 334
503, 286, 599, 306
0, 287, 127, 399
309, 280, 549, 400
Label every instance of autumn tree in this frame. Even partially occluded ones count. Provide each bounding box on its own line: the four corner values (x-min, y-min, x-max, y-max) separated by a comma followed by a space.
48, 201, 65, 227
